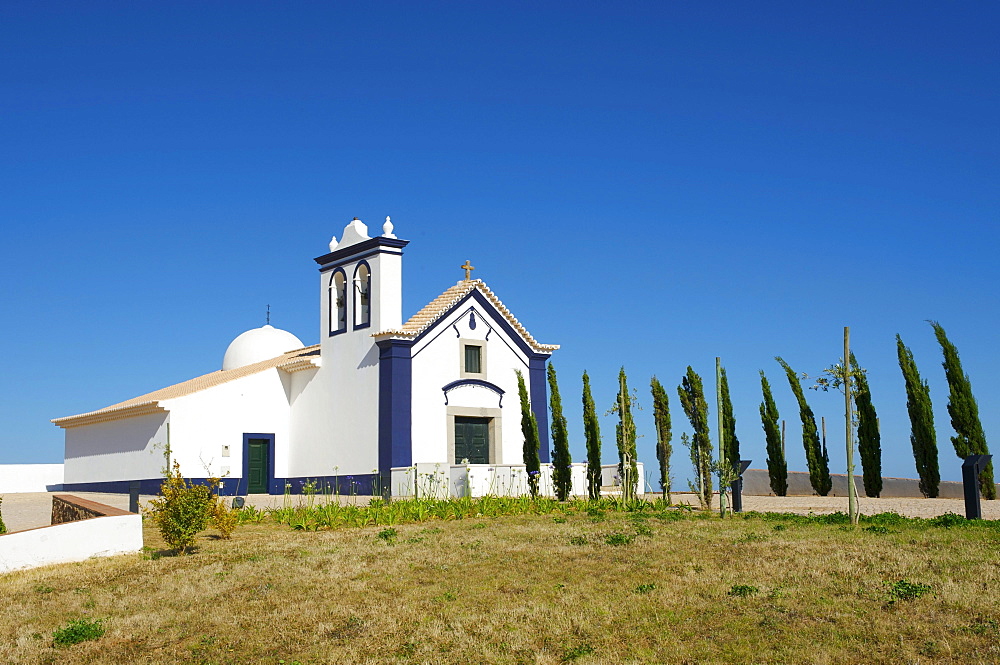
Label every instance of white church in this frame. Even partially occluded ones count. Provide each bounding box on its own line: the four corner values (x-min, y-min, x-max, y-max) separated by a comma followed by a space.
52, 217, 565, 497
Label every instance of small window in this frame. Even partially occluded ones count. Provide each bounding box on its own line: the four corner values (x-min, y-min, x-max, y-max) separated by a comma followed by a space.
465, 345, 482, 374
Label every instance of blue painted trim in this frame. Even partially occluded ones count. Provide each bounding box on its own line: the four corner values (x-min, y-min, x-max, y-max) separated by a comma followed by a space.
62, 478, 165, 495
442, 379, 505, 407
411, 290, 551, 362
353, 260, 372, 330
411, 304, 522, 366
528, 356, 551, 463
242, 432, 276, 495
315, 237, 409, 269
377, 338, 414, 493
61, 473, 382, 497
328, 269, 348, 336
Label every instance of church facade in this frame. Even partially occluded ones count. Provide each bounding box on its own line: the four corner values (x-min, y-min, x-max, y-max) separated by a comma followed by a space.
53, 218, 558, 496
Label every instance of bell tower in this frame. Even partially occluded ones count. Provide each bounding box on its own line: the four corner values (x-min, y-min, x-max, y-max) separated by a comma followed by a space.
314, 216, 409, 344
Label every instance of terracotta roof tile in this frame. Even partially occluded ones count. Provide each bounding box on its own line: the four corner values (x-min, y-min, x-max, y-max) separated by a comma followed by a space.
373, 279, 558, 353
53, 346, 320, 428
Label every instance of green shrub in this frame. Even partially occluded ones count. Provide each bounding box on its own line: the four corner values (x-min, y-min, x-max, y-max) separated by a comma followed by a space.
212, 499, 239, 539
0, 496, 6, 534
930, 512, 967, 528
145, 462, 217, 554
53, 618, 105, 647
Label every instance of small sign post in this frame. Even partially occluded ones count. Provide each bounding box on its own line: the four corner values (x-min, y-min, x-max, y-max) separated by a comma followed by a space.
962, 454, 992, 520
731, 460, 752, 513
128, 480, 140, 514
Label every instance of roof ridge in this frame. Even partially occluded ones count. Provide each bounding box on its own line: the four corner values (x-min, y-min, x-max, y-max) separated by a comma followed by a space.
53, 345, 320, 428
373, 279, 558, 353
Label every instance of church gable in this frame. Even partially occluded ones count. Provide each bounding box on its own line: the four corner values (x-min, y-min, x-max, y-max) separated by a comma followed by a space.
373, 278, 558, 356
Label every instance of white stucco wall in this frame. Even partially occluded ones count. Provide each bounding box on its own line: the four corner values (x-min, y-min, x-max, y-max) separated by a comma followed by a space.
287, 248, 403, 479
410, 296, 536, 467
63, 367, 293, 488
0, 464, 63, 493
164, 367, 291, 483
0, 514, 143, 574
63, 412, 169, 484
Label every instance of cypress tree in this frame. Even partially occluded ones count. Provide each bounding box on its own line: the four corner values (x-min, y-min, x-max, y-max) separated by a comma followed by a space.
930, 321, 995, 499
776, 357, 832, 496
851, 352, 882, 498
547, 363, 572, 501
759, 371, 787, 496
582, 371, 602, 500
515, 369, 541, 497
678, 366, 712, 509
613, 367, 639, 500
896, 334, 939, 498
650, 376, 672, 502
720, 366, 740, 470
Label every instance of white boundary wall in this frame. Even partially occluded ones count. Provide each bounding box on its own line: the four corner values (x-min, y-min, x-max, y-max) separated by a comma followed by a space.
390, 462, 645, 498
0, 464, 63, 493
0, 514, 143, 574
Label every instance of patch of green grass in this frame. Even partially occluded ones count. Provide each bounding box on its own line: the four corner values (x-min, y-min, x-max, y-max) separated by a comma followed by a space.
52, 618, 105, 647
887, 579, 932, 604
562, 642, 595, 661
569, 535, 588, 546
635, 583, 657, 594
604, 532, 634, 546
376, 527, 397, 544
728, 584, 760, 598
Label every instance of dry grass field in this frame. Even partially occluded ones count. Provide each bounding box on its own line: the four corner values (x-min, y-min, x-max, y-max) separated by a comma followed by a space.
2, 503, 999, 664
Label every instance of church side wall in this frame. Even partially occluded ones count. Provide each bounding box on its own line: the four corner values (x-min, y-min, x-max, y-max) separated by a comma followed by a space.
63, 412, 169, 485
410, 303, 532, 467
164, 368, 290, 492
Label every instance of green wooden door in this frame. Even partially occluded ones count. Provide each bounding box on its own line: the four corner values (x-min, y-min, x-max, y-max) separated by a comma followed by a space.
455, 417, 489, 464
248, 439, 269, 494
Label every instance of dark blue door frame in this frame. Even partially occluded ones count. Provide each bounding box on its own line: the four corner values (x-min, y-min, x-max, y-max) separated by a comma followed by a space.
241, 433, 276, 495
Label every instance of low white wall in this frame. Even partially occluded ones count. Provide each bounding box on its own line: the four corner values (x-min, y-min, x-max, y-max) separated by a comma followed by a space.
390, 462, 645, 499
0, 514, 143, 574
0, 464, 64, 493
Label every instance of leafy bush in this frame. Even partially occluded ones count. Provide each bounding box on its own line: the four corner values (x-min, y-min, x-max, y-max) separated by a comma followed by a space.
53, 618, 105, 647
0, 496, 6, 534
931, 512, 967, 528
145, 462, 217, 554
212, 499, 239, 539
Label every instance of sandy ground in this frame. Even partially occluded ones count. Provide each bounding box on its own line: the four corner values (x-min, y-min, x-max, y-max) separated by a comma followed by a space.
1, 491, 996, 533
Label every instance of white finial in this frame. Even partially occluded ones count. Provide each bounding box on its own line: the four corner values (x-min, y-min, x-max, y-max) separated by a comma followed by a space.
382, 215, 396, 238
329, 235, 339, 251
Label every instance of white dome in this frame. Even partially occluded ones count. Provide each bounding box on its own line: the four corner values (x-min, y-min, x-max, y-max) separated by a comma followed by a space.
222, 325, 304, 371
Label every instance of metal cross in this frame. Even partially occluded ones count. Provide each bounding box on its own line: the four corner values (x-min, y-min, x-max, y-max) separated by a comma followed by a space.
461, 260, 475, 281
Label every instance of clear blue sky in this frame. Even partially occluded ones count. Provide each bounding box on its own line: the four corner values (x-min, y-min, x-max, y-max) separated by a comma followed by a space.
2, 1, 997, 487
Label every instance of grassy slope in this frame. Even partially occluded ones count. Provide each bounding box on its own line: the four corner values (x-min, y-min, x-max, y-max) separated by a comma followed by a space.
2, 510, 999, 664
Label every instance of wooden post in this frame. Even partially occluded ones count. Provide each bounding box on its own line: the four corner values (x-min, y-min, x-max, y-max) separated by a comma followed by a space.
845, 327, 858, 525
716, 357, 728, 518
